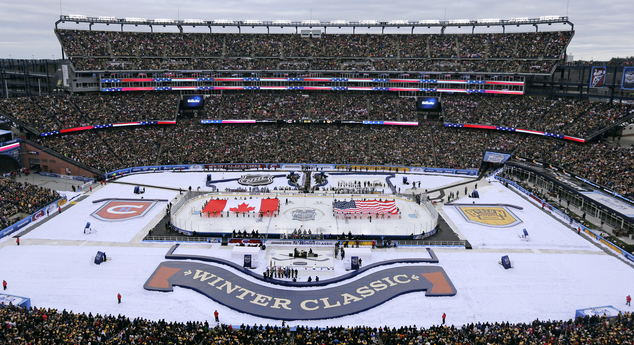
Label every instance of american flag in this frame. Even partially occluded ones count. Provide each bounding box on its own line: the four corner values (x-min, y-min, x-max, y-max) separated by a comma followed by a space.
333, 199, 398, 215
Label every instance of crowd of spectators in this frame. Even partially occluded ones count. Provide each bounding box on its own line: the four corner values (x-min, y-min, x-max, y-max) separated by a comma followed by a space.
58, 30, 572, 60
0, 95, 80, 133
69, 56, 559, 73
516, 135, 634, 199
0, 176, 60, 228
4, 90, 628, 199
29, 113, 633, 199
197, 92, 417, 121
378, 313, 634, 344
443, 94, 634, 138
58, 29, 572, 73
33, 122, 512, 171
27, 114, 632, 199
0, 93, 178, 133
73, 93, 179, 125
34, 131, 121, 172
1, 304, 632, 344
9, 93, 632, 137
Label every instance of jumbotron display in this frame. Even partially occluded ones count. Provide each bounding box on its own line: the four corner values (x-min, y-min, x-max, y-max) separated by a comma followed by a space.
181, 95, 205, 110
416, 97, 442, 112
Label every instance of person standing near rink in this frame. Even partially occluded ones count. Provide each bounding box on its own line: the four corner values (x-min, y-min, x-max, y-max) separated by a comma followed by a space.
627, 295, 631, 306
117, 293, 121, 304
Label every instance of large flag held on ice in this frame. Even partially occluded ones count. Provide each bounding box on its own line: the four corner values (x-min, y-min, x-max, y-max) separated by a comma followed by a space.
203, 198, 279, 214
333, 199, 398, 214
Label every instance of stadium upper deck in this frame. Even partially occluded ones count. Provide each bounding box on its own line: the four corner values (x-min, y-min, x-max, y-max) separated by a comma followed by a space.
55, 29, 573, 74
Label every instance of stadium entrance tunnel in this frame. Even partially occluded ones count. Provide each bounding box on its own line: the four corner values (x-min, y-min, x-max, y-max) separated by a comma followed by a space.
0, 155, 21, 174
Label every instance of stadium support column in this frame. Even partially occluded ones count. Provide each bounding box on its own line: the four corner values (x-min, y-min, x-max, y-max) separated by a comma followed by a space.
549, 72, 555, 99
429, 125, 438, 167
304, 171, 312, 193
609, 66, 617, 104
578, 66, 586, 102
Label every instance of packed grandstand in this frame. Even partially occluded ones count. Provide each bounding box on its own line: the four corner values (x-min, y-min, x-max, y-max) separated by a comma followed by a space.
56, 29, 572, 73
2, 92, 633, 199
1, 304, 633, 344
2, 14, 634, 344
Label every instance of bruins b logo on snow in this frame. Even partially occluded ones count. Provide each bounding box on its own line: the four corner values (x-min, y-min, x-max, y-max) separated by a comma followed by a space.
457, 206, 522, 227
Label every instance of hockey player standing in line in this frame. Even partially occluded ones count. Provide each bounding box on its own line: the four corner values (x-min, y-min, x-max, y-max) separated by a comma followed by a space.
214, 310, 219, 322
627, 295, 631, 306
117, 293, 121, 304
16, 237, 19, 246
2, 280, 6, 290
442, 312, 446, 325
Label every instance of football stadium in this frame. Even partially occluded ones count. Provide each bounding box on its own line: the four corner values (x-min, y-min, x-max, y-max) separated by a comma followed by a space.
1, 10, 634, 344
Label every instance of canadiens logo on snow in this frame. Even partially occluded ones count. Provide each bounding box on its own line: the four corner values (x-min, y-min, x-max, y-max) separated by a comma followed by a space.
238, 174, 274, 186
92, 200, 157, 221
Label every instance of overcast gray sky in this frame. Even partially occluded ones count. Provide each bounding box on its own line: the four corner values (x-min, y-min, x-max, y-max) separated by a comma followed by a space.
0, 0, 632, 61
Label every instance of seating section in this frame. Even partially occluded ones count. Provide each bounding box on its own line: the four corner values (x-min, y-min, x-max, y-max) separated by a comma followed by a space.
0, 304, 631, 344
30, 118, 632, 199
442, 94, 634, 138
0, 93, 179, 133
0, 177, 60, 229
201, 92, 416, 121
1, 91, 631, 200
56, 29, 573, 73
4, 94, 632, 138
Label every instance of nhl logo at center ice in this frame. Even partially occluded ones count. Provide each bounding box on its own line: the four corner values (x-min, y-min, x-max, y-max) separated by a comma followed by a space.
285, 208, 323, 221
238, 174, 274, 186
292, 209, 317, 221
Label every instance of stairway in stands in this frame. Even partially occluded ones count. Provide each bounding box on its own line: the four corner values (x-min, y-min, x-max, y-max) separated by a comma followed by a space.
303, 170, 312, 192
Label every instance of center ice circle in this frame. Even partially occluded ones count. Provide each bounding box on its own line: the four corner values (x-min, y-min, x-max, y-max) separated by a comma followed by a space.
284, 207, 325, 222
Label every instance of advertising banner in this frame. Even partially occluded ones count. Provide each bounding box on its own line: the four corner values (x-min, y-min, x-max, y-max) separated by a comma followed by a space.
622, 67, 634, 90
244, 254, 252, 268
589, 66, 606, 88
483, 151, 511, 164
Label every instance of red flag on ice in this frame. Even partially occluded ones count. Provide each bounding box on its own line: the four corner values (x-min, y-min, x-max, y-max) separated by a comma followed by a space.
203, 198, 279, 214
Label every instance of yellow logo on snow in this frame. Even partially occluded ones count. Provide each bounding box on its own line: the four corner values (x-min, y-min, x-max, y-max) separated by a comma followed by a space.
458, 206, 522, 227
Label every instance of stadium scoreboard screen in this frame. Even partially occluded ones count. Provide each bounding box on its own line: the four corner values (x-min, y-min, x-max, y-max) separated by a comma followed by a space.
416, 96, 442, 121
416, 97, 442, 112
180, 95, 205, 110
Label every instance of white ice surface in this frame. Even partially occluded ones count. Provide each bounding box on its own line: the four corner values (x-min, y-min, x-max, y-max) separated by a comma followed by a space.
2, 172, 633, 328
118, 171, 303, 192
21, 183, 177, 243
441, 183, 600, 251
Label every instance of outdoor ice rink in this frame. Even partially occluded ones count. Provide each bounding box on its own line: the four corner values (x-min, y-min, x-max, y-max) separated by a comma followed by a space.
1, 170, 633, 328
172, 194, 435, 237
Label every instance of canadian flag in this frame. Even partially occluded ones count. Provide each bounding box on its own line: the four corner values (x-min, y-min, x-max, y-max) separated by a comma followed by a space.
203, 198, 279, 214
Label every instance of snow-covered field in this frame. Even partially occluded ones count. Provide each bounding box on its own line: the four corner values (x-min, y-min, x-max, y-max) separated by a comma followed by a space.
1, 172, 633, 328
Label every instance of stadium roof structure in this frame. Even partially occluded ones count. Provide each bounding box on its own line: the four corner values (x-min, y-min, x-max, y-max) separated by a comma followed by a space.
56, 15, 573, 34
